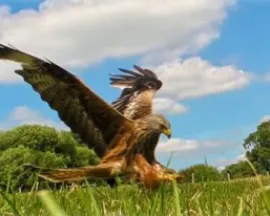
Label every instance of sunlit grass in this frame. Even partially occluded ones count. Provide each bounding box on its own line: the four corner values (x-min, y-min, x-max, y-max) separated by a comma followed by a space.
0, 175, 270, 216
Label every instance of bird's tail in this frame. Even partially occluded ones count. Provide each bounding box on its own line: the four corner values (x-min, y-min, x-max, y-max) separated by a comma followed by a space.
24, 163, 121, 183
39, 168, 92, 183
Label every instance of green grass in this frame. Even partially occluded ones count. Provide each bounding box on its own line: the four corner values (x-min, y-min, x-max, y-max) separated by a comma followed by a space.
1, 176, 270, 216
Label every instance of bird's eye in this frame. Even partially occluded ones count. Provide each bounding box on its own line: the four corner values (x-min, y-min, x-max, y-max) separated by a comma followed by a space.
145, 82, 156, 89
161, 125, 167, 130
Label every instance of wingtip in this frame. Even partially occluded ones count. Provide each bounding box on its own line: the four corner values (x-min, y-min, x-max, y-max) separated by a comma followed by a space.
38, 173, 63, 183
0, 43, 18, 51
133, 64, 141, 70
7, 43, 17, 49
23, 163, 43, 172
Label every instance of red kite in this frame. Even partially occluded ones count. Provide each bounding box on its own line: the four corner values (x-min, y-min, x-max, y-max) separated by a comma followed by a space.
0, 44, 180, 189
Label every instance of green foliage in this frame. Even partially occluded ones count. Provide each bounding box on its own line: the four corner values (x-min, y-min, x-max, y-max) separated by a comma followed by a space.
244, 120, 270, 149
243, 120, 270, 172
178, 164, 222, 183
0, 125, 59, 151
0, 145, 67, 191
222, 161, 255, 179
0, 124, 100, 192
74, 146, 100, 167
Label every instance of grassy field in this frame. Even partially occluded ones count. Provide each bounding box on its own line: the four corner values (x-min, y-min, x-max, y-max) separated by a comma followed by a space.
1, 176, 270, 216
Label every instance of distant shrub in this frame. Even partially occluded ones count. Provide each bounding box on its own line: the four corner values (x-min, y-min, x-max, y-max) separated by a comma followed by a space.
222, 161, 255, 179
0, 124, 100, 192
179, 164, 222, 183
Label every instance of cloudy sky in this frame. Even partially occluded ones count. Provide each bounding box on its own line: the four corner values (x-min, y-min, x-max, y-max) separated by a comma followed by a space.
0, 0, 269, 171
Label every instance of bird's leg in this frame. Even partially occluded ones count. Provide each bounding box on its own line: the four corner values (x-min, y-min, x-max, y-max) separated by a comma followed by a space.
152, 162, 185, 183
131, 154, 179, 189
33, 160, 126, 183
152, 161, 176, 174
144, 153, 176, 174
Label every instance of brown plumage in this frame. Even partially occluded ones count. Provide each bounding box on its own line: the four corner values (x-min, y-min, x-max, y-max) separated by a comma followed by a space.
110, 65, 162, 120
110, 65, 176, 175
0, 44, 179, 189
26, 115, 174, 188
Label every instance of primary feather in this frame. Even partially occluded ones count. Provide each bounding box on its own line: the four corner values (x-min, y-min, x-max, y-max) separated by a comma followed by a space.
0, 44, 133, 157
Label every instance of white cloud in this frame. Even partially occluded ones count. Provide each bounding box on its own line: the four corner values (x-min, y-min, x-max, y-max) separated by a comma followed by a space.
156, 137, 234, 155
156, 136, 244, 169
154, 57, 252, 100
237, 153, 246, 161
260, 115, 270, 123
153, 98, 188, 115
0, 0, 236, 83
0, 106, 68, 130
0, 62, 24, 84
156, 138, 199, 153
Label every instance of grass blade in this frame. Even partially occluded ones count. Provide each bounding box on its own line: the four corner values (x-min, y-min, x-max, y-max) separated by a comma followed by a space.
38, 190, 66, 216
173, 180, 182, 216
0, 190, 20, 216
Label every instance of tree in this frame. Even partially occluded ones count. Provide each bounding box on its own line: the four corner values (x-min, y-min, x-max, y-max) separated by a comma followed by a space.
0, 124, 100, 192
0, 145, 67, 191
0, 124, 60, 151
222, 161, 255, 179
243, 120, 270, 173
178, 164, 222, 183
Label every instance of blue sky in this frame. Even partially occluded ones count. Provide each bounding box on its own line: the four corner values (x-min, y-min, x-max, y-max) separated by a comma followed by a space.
0, 0, 269, 170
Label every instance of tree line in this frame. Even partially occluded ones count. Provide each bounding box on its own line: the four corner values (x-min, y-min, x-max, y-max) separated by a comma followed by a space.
178, 120, 270, 182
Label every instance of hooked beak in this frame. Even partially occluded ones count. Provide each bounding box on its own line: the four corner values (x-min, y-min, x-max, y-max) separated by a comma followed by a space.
163, 128, 171, 139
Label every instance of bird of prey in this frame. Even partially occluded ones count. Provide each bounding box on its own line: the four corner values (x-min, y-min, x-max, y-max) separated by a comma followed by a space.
0, 44, 179, 189
109, 66, 176, 174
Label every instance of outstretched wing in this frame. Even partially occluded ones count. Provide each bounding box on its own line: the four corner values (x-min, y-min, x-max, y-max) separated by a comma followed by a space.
109, 65, 162, 120
0, 44, 133, 157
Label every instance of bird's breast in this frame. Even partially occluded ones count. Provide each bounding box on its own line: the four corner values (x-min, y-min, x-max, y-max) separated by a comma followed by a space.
124, 90, 154, 119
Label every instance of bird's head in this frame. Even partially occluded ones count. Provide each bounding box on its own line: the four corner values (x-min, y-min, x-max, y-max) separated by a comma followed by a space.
145, 114, 171, 139
135, 76, 162, 91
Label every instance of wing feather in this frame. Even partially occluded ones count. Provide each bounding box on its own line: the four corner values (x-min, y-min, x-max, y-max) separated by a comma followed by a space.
133, 65, 158, 79
0, 44, 133, 157
110, 65, 162, 119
